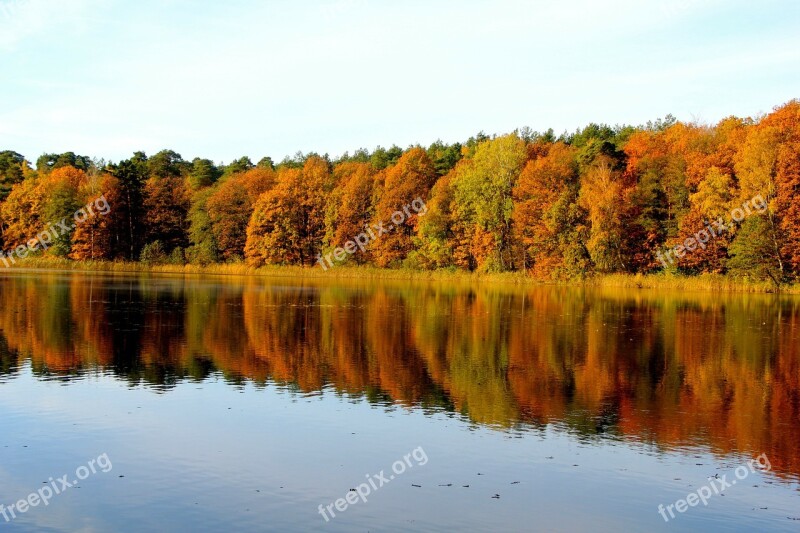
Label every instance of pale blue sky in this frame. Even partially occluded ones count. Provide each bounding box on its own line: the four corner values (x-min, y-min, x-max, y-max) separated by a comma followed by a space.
1, 0, 798, 164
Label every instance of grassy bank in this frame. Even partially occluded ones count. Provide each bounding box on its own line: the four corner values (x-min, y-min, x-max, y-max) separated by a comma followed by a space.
592, 273, 795, 293
4, 258, 799, 293
6, 257, 534, 284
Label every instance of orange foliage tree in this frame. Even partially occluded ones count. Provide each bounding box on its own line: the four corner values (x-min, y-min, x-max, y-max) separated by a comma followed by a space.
70, 172, 120, 260
370, 148, 437, 267
513, 142, 582, 278
579, 159, 627, 272
245, 156, 332, 266
207, 167, 276, 260
327, 162, 377, 264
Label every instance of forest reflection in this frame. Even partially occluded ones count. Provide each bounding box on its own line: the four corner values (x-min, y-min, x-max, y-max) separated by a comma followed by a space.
1, 272, 798, 481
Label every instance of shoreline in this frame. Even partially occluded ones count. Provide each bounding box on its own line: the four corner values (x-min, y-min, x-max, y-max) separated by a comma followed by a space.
2, 258, 796, 294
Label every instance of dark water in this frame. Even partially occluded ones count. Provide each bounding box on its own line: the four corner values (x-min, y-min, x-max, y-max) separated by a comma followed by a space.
0, 271, 798, 532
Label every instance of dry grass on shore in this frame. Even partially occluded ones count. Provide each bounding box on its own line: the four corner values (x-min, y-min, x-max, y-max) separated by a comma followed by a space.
5, 258, 798, 294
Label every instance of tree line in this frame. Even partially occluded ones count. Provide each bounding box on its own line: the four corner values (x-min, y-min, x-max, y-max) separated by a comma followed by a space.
1, 99, 798, 280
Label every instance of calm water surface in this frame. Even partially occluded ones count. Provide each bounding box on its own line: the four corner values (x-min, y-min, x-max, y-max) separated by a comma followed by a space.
0, 271, 798, 532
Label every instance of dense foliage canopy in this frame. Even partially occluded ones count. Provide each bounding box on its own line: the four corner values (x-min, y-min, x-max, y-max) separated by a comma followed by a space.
2, 100, 799, 281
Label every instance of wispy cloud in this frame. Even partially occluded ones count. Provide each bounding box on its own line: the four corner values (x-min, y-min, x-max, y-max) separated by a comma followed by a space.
0, 0, 99, 50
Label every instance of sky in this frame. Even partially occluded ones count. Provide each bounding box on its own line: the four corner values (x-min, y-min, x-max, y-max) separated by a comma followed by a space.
0, 0, 798, 165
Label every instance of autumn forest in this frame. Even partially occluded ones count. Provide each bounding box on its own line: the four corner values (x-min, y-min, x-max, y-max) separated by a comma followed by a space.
1, 100, 799, 280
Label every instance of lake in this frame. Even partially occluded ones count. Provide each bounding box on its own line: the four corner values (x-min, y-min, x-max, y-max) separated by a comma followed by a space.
0, 270, 798, 532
